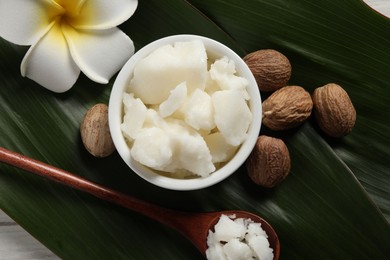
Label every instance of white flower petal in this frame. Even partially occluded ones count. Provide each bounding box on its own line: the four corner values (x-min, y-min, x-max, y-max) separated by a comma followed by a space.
63, 25, 134, 84
21, 22, 80, 93
0, 0, 62, 45
70, 0, 138, 29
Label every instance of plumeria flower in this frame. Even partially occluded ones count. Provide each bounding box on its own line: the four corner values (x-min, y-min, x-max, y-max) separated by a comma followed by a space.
0, 0, 138, 92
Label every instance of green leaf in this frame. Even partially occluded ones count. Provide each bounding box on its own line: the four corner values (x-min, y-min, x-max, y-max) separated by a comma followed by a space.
1, 0, 389, 259
188, 0, 390, 220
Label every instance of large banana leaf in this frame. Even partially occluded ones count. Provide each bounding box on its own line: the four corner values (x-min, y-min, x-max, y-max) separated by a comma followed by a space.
0, 0, 389, 259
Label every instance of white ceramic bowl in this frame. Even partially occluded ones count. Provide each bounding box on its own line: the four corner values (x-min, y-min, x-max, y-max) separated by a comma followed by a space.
109, 34, 262, 191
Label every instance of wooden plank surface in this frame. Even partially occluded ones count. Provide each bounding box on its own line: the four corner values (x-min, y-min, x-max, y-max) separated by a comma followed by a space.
0, 210, 58, 259
0, 1, 388, 259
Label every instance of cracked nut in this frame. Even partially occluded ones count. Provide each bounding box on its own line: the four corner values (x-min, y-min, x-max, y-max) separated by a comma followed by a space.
80, 103, 115, 157
312, 83, 356, 137
245, 135, 290, 188
262, 85, 313, 131
244, 49, 291, 92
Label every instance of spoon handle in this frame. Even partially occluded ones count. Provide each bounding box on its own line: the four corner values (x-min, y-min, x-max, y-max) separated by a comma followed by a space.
0, 148, 280, 258
0, 147, 189, 232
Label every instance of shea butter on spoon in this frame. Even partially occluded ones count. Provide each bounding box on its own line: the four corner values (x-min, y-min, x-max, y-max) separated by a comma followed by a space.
121, 40, 252, 178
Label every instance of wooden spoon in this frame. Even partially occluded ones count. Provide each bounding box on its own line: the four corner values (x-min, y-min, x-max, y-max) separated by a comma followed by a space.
0, 147, 280, 259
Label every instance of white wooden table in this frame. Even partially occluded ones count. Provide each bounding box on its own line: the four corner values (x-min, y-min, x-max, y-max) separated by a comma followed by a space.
0, 1, 388, 259
0, 210, 58, 259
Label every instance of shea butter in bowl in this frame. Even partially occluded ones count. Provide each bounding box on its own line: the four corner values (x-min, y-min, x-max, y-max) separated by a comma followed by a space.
109, 35, 261, 191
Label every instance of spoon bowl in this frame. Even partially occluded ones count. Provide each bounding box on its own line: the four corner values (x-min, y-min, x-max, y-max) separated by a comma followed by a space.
187, 210, 280, 258
0, 147, 279, 259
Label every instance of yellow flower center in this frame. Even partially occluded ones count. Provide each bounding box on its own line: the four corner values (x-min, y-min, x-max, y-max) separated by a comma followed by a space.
52, 0, 91, 27
56, 0, 83, 16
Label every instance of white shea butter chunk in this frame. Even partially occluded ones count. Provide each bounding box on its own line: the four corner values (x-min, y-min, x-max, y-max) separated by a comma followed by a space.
204, 132, 238, 163
247, 235, 274, 260
121, 93, 147, 141
159, 82, 187, 118
206, 242, 225, 260
128, 40, 208, 104
184, 89, 216, 131
176, 132, 215, 177
130, 127, 172, 169
210, 56, 250, 100
213, 214, 246, 242
246, 222, 268, 241
143, 108, 167, 129
223, 239, 253, 260
164, 120, 215, 177
212, 90, 252, 146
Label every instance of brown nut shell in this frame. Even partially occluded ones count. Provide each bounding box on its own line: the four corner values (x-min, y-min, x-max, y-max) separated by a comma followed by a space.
312, 83, 356, 137
262, 85, 313, 131
244, 49, 291, 92
245, 135, 290, 188
81, 103, 116, 157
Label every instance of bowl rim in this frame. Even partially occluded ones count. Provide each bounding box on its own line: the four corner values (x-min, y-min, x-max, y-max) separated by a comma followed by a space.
108, 34, 262, 191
